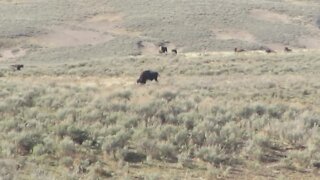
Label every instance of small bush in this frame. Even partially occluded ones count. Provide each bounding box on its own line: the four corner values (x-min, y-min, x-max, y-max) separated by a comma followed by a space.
174, 130, 189, 148
109, 90, 132, 100
267, 105, 287, 119
121, 150, 147, 163
196, 147, 236, 166
0, 160, 16, 180
102, 130, 132, 158
158, 91, 178, 102
67, 127, 89, 144
245, 135, 285, 163
59, 137, 76, 156
185, 118, 195, 130
16, 133, 43, 155
60, 156, 73, 168
282, 150, 312, 170
190, 131, 206, 147
158, 125, 177, 141
157, 143, 178, 163
137, 138, 158, 159
33, 144, 46, 156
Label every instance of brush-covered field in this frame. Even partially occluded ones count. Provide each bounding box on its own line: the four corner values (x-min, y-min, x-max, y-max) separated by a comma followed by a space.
1, 0, 320, 179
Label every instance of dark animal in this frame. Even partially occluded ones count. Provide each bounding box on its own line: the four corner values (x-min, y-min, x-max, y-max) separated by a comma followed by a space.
137, 40, 144, 48
172, 49, 177, 54
137, 70, 159, 84
284, 47, 292, 52
265, 48, 276, 53
159, 46, 168, 54
11, 64, 24, 71
313, 162, 320, 168
234, 48, 245, 53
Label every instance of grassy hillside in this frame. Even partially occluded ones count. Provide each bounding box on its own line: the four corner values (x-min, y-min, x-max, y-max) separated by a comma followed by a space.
1, 0, 320, 62
1, 51, 320, 179
1, 0, 320, 179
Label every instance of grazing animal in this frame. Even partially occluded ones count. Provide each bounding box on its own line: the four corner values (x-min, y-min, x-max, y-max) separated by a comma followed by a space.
172, 49, 177, 54
11, 64, 24, 71
159, 46, 168, 54
137, 70, 159, 84
284, 47, 292, 52
137, 40, 144, 48
234, 48, 245, 53
265, 48, 276, 53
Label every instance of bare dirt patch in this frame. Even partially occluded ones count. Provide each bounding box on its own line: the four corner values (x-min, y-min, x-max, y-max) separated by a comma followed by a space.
31, 26, 114, 48
284, 0, 318, 6
30, 12, 140, 48
250, 9, 292, 24
0, 47, 27, 61
81, 13, 140, 37
138, 41, 159, 55
212, 28, 256, 43
264, 43, 287, 51
298, 36, 320, 49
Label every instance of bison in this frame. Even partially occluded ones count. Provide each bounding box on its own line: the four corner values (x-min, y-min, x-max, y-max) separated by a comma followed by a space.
234, 48, 245, 53
11, 64, 24, 71
159, 46, 168, 54
172, 49, 177, 54
265, 48, 276, 53
137, 70, 159, 84
284, 47, 292, 52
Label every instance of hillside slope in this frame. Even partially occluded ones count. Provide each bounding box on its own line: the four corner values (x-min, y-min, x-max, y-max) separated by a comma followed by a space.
0, 0, 320, 63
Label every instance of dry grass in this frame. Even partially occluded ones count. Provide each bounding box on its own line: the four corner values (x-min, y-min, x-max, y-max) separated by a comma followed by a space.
1, 51, 320, 179
1, 0, 320, 179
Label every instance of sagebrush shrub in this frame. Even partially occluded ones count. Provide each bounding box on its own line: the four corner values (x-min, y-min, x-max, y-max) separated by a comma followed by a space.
16, 133, 43, 155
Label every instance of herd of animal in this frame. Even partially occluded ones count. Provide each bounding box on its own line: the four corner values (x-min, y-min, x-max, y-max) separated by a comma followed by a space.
234, 46, 292, 53
159, 45, 177, 54
137, 45, 294, 85
8, 45, 295, 85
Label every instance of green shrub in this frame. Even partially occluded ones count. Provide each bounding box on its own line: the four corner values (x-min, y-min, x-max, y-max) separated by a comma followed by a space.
281, 150, 313, 170
190, 131, 206, 147
174, 130, 189, 148
67, 127, 89, 145
16, 133, 43, 155
33, 144, 46, 156
158, 125, 177, 141
102, 130, 132, 158
60, 156, 74, 168
59, 137, 76, 156
196, 147, 236, 166
157, 143, 178, 163
0, 160, 16, 180
109, 90, 132, 100
267, 105, 288, 119
158, 91, 178, 102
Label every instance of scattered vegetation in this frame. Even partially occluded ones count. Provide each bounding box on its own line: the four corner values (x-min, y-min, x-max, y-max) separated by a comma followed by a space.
1, 51, 320, 179
1, 0, 320, 179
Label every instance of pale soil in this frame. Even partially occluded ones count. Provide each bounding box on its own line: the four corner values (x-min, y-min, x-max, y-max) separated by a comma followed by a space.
212, 28, 257, 43
250, 9, 292, 24
0, 47, 27, 61
249, 8, 320, 49
29, 12, 135, 48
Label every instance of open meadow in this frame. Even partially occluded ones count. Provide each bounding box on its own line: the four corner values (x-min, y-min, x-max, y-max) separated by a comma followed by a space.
1, 0, 320, 179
